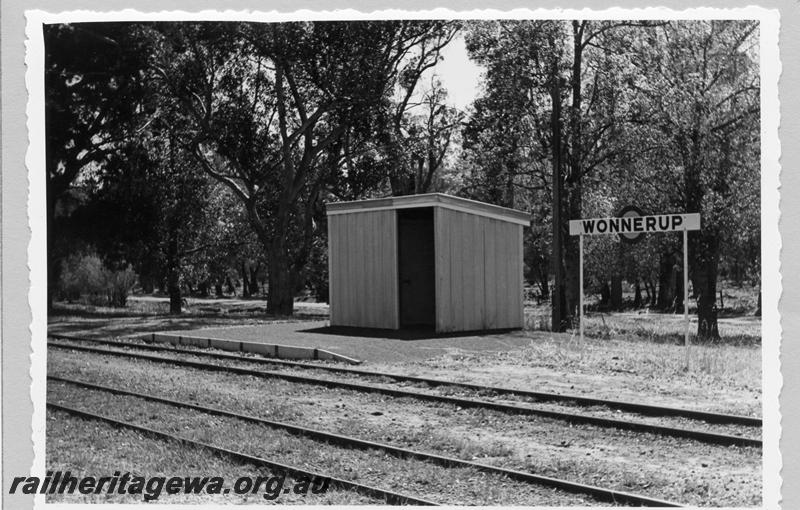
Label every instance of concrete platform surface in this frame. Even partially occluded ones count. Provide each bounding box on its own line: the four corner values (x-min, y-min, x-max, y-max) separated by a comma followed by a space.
166, 322, 536, 363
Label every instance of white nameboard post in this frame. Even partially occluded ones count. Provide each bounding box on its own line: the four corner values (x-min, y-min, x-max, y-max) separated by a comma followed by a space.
568, 212, 701, 353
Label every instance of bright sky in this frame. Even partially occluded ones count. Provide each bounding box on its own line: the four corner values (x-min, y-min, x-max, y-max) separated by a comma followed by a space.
421, 35, 483, 112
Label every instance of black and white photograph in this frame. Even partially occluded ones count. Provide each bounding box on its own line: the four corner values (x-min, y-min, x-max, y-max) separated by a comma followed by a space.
19, 7, 780, 508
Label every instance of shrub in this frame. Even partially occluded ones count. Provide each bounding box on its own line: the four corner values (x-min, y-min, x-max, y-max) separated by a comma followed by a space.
58, 253, 106, 304
57, 252, 138, 307
107, 265, 137, 307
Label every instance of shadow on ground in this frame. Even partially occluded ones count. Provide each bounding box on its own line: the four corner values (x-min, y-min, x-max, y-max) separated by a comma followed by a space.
298, 325, 520, 341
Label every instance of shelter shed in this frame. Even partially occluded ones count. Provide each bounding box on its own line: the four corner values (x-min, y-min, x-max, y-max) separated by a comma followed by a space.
326, 193, 528, 333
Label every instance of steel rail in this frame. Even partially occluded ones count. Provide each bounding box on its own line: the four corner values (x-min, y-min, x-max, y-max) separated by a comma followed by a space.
47, 401, 437, 506
48, 340, 762, 448
50, 375, 684, 507
48, 334, 761, 427
48, 342, 762, 448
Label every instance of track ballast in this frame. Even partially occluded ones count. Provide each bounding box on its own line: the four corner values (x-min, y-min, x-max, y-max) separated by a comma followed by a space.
48, 401, 437, 506
48, 333, 759, 426
48, 337, 761, 448
49, 375, 684, 507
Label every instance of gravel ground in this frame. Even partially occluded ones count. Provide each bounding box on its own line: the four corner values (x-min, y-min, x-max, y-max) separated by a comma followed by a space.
48, 381, 601, 506
49, 348, 762, 506
157, 320, 760, 416
156, 345, 762, 438
51, 328, 760, 416
46, 409, 374, 504
50, 339, 761, 438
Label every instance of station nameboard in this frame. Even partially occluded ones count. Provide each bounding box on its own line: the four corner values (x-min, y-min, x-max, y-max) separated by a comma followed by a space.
569, 213, 701, 236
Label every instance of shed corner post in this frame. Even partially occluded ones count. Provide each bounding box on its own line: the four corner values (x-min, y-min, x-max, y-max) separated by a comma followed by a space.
327, 213, 335, 327
433, 206, 444, 333
519, 223, 525, 329
391, 208, 401, 330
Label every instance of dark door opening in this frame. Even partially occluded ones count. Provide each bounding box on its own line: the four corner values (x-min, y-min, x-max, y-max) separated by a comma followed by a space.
398, 208, 436, 328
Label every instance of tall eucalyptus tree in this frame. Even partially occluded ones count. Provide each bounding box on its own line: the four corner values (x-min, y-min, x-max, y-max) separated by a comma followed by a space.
147, 21, 460, 314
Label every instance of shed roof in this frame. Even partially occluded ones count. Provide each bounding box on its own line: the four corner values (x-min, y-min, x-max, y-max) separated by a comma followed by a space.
325, 193, 529, 226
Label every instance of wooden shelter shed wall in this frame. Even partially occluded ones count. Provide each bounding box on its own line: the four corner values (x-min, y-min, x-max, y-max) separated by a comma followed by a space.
434, 208, 524, 332
328, 209, 399, 329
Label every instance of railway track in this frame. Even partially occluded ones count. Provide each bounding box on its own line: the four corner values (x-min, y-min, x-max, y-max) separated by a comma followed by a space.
49, 334, 759, 427
47, 401, 436, 506
49, 375, 684, 507
48, 338, 761, 448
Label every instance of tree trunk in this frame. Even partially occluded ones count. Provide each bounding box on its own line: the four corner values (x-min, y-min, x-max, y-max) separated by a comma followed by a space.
600, 282, 611, 309
166, 236, 182, 315
693, 234, 720, 340
563, 184, 581, 321
610, 242, 623, 310
249, 265, 260, 296
414, 157, 425, 194
266, 245, 295, 316
550, 74, 565, 332
732, 262, 743, 286
648, 278, 657, 307
215, 281, 224, 298
240, 260, 251, 298
634, 279, 642, 308
538, 266, 549, 305
562, 20, 585, 326
673, 260, 684, 312
610, 275, 623, 311
657, 252, 677, 310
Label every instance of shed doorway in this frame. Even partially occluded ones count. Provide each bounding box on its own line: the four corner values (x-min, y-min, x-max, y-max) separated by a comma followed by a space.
397, 208, 436, 328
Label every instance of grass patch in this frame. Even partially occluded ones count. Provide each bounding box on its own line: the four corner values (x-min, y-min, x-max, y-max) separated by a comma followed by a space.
436, 333, 759, 395
525, 305, 760, 344
581, 312, 761, 346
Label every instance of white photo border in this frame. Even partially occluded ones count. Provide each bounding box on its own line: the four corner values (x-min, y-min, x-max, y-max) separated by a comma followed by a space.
25, 7, 781, 509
